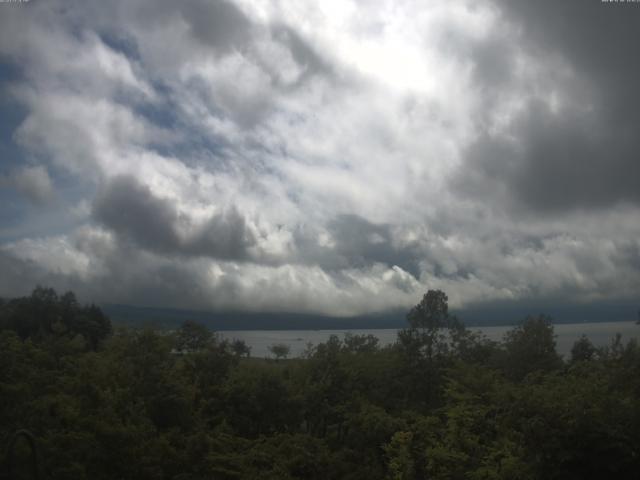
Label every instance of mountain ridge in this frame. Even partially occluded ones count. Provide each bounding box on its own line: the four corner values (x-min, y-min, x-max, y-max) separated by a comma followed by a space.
102, 301, 639, 330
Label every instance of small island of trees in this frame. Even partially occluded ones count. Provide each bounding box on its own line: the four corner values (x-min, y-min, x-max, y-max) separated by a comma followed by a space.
1, 287, 639, 479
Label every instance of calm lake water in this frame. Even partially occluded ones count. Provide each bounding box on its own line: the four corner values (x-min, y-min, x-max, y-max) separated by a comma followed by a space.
220, 321, 640, 358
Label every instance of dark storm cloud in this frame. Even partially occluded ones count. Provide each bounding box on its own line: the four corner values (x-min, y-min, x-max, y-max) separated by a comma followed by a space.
292, 214, 422, 276
469, 34, 515, 90
93, 176, 180, 251
457, 99, 640, 212
270, 24, 333, 82
0, 244, 219, 310
0, 250, 48, 298
180, 0, 253, 53
1, 166, 54, 206
189, 207, 255, 260
613, 242, 640, 272
437, 19, 515, 92
495, 0, 640, 118
456, 0, 640, 213
93, 175, 255, 260
109, 260, 217, 309
112, 0, 253, 53
327, 214, 419, 274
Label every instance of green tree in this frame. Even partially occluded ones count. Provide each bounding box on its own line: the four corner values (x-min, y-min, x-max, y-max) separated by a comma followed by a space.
405, 289, 450, 360
395, 290, 468, 408
384, 431, 415, 480
0, 287, 111, 350
224, 364, 300, 436
570, 335, 597, 363
74, 304, 112, 350
269, 343, 291, 361
174, 320, 213, 353
342, 333, 379, 354
501, 315, 562, 381
230, 338, 251, 357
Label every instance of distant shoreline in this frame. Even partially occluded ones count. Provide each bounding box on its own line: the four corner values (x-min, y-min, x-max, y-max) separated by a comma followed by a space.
218, 321, 640, 359
104, 303, 638, 331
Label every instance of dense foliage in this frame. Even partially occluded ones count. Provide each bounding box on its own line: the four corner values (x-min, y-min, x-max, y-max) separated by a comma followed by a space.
1, 288, 639, 479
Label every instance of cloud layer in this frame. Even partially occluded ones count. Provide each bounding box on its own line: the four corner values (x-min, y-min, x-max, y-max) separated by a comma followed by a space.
0, 0, 638, 318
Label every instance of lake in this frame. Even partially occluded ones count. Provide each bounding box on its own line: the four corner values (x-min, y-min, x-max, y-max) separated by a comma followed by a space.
220, 321, 640, 358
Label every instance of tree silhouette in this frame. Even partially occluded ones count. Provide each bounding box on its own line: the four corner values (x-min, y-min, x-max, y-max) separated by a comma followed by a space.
268, 343, 291, 361
231, 338, 251, 357
174, 320, 213, 353
502, 314, 562, 380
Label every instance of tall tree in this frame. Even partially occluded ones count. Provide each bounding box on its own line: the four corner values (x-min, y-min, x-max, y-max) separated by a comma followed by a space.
174, 320, 213, 353
269, 343, 291, 361
570, 335, 597, 363
501, 314, 562, 381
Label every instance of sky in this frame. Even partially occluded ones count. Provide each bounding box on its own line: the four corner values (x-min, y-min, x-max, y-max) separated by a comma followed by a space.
0, 0, 639, 319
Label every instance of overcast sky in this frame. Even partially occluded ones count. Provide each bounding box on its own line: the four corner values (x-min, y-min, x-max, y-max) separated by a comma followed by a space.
0, 0, 639, 318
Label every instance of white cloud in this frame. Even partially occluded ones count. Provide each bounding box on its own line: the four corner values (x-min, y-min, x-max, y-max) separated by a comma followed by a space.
0, 0, 638, 316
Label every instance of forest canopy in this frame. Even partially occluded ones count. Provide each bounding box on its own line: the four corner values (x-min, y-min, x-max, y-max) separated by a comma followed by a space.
1, 287, 639, 479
